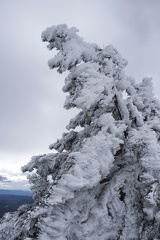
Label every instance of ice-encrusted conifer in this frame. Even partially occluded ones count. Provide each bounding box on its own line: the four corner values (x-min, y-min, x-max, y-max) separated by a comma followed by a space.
1, 24, 160, 240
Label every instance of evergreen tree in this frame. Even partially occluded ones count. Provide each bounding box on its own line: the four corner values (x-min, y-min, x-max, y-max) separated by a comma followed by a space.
1, 24, 160, 240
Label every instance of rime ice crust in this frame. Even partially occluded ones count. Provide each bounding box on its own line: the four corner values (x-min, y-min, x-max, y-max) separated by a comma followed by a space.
1, 24, 160, 240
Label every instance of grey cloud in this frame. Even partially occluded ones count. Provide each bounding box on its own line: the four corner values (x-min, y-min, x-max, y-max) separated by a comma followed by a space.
0, 176, 8, 182
0, 176, 7, 182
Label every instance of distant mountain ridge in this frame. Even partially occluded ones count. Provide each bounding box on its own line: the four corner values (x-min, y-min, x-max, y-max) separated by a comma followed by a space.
0, 189, 31, 196
0, 189, 33, 218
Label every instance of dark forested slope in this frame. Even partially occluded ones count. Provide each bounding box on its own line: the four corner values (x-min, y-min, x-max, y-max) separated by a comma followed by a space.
0, 190, 33, 218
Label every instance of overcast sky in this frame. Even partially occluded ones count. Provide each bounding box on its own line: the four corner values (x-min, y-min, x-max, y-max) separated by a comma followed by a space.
0, 0, 160, 189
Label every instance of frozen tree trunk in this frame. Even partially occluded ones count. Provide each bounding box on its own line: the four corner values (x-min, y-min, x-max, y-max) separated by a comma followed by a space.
1, 24, 160, 240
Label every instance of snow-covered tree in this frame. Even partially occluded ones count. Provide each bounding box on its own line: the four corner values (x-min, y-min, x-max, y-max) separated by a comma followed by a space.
1, 24, 160, 240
